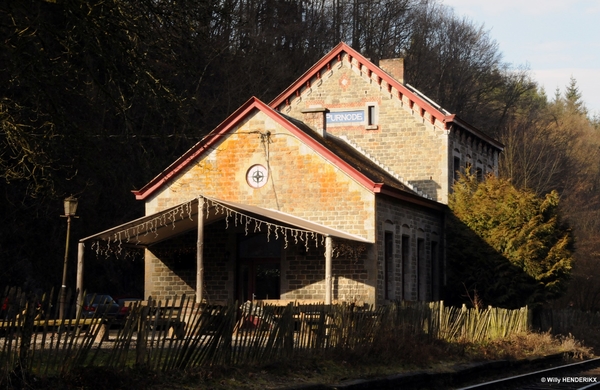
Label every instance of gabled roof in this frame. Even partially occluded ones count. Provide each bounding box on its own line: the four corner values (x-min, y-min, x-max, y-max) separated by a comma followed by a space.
269, 42, 503, 151
132, 96, 440, 211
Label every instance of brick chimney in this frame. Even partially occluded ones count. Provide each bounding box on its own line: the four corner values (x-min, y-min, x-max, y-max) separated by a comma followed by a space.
300, 107, 329, 137
379, 58, 404, 84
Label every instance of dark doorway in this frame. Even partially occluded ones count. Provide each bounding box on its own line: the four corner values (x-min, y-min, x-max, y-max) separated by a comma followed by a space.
237, 234, 281, 302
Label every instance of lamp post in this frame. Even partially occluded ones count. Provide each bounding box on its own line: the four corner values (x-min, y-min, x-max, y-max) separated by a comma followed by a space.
60, 196, 78, 321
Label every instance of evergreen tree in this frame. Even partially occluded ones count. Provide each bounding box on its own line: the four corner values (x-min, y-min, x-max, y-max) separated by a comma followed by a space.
565, 76, 586, 114
446, 171, 573, 308
553, 86, 562, 104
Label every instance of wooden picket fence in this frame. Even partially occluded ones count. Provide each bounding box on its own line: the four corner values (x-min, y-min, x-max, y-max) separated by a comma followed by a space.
0, 287, 530, 379
536, 308, 600, 335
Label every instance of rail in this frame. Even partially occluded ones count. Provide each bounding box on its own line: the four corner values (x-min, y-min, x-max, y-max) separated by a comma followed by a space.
457, 357, 600, 389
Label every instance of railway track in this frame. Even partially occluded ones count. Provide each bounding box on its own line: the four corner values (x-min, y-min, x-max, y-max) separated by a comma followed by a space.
456, 357, 600, 389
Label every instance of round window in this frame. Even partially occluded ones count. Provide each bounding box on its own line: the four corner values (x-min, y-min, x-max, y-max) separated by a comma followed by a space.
246, 164, 268, 188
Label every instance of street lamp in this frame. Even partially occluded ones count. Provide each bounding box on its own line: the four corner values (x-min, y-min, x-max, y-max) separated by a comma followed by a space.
59, 196, 78, 321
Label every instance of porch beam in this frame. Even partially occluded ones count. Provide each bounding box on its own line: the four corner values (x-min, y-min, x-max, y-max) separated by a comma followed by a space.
196, 197, 204, 304
325, 236, 332, 305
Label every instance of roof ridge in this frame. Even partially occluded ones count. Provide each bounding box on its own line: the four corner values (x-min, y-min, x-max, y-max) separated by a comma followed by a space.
270, 43, 451, 131
337, 135, 433, 200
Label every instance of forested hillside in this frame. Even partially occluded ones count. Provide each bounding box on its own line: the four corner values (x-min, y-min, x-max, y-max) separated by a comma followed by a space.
1, 0, 598, 309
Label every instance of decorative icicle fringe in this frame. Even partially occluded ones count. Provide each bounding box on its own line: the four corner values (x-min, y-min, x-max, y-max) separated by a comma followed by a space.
91, 197, 347, 257
207, 198, 319, 251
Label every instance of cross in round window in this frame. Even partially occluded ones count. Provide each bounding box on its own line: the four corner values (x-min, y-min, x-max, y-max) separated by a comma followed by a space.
246, 164, 268, 188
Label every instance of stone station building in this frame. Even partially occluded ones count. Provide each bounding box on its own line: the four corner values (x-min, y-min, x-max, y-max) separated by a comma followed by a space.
78, 42, 503, 308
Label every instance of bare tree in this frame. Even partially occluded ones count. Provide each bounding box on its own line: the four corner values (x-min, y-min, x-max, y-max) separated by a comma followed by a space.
352, 0, 412, 61
403, 0, 533, 134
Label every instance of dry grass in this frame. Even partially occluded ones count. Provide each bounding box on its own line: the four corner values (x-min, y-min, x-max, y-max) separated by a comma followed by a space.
32, 330, 590, 390
553, 325, 600, 356
458, 332, 592, 362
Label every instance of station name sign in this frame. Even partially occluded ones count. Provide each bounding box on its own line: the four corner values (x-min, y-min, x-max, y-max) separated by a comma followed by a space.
326, 110, 364, 124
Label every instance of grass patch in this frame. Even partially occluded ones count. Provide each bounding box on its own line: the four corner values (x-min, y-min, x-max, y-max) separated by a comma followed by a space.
14, 331, 590, 389
459, 332, 592, 361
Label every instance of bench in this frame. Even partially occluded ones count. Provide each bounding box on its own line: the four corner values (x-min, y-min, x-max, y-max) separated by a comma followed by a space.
142, 302, 186, 339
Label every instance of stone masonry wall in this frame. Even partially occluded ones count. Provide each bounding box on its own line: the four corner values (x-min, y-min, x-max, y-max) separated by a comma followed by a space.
144, 250, 194, 302
375, 196, 443, 303
447, 127, 499, 194
277, 52, 498, 204
281, 239, 374, 305
142, 110, 377, 302
143, 194, 440, 306
202, 221, 234, 303
145, 224, 376, 305
146, 111, 375, 241
278, 53, 447, 202
143, 220, 233, 302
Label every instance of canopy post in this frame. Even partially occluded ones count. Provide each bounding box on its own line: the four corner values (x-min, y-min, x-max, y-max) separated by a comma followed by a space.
196, 197, 204, 304
76, 242, 84, 308
325, 236, 332, 305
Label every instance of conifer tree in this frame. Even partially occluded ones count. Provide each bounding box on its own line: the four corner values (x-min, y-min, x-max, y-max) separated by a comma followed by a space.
565, 76, 586, 114
446, 171, 573, 308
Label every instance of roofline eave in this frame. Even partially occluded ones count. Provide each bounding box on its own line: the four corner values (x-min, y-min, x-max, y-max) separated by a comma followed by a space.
444, 115, 505, 151
373, 183, 446, 212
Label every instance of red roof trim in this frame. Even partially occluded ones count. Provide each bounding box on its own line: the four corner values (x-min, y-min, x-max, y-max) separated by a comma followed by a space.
268, 42, 503, 151
269, 42, 449, 125
132, 98, 263, 200
132, 96, 379, 200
